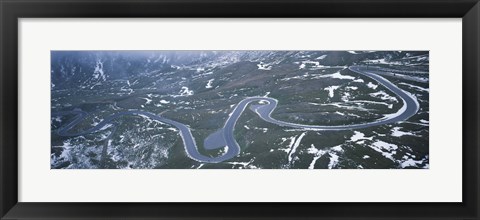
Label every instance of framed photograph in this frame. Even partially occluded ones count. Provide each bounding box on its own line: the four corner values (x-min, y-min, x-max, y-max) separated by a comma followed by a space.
1, 0, 479, 219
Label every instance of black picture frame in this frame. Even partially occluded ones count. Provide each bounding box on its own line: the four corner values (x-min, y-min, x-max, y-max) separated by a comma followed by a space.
1, 0, 479, 219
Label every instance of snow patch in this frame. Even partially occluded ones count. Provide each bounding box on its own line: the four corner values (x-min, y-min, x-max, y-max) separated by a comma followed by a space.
401, 158, 425, 168
288, 132, 306, 163
367, 82, 378, 89
350, 131, 373, 142
391, 127, 418, 137
257, 62, 272, 70
307, 144, 327, 169
328, 153, 339, 169
178, 87, 194, 96
317, 71, 355, 80
370, 91, 398, 102
324, 86, 340, 98
141, 98, 152, 104
93, 60, 106, 81
370, 140, 398, 161
331, 145, 344, 153
346, 86, 358, 90
159, 100, 170, 104
353, 78, 364, 83
205, 79, 214, 88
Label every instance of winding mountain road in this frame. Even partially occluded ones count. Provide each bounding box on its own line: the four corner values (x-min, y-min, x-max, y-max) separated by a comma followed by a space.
52, 66, 420, 163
